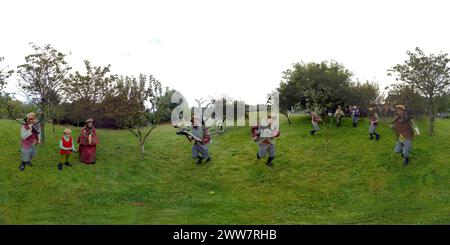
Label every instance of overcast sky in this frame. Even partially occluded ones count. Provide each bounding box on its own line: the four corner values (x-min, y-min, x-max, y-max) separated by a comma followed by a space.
1, 0, 449, 105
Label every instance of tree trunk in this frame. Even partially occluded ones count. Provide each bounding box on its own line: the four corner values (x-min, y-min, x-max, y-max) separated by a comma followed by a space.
428, 115, 435, 135
40, 120, 46, 144
140, 143, 145, 157
52, 118, 55, 133
284, 111, 291, 124
427, 96, 435, 135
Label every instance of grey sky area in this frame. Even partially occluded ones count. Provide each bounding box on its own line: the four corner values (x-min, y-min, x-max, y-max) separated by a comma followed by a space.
1, 0, 449, 105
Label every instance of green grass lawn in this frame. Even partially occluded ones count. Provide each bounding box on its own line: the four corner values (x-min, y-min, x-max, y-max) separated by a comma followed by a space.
0, 115, 449, 224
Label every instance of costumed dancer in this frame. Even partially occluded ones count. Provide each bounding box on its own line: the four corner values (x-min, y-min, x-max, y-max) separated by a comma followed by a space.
19, 112, 40, 171
310, 111, 322, 135
251, 116, 280, 167
368, 107, 380, 141
187, 116, 211, 165
334, 105, 345, 127
390, 105, 420, 166
77, 118, 99, 164
351, 105, 360, 127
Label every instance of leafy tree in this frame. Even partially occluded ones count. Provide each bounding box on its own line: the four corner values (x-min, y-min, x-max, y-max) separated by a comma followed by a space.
0, 95, 11, 119
276, 84, 300, 124
155, 87, 177, 122
64, 60, 115, 126
0, 57, 13, 95
389, 47, 450, 135
122, 74, 165, 157
385, 83, 425, 115
0, 57, 14, 118
1, 98, 38, 120
436, 94, 449, 114
279, 61, 353, 118
346, 80, 381, 117
65, 60, 114, 103
308, 100, 333, 150
101, 74, 151, 129
16, 43, 71, 143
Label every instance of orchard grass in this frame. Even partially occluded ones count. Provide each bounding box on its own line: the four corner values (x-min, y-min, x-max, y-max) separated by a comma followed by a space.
0, 115, 449, 224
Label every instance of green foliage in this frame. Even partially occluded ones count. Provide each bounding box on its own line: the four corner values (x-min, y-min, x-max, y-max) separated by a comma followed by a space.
0, 57, 13, 95
16, 43, 72, 144
156, 88, 177, 122
64, 60, 115, 104
385, 83, 425, 115
118, 74, 168, 156
278, 61, 352, 113
17, 43, 71, 107
0, 116, 449, 224
0, 95, 12, 119
60, 61, 175, 131
278, 61, 384, 119
61, 60, 115, 127
0, 98, 38, 120
347, 80, 381, 110
389, 47, 450, 135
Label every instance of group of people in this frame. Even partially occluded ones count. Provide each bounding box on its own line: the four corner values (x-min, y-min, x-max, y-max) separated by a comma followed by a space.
309, 104, 419, 166
178, 115, 280, 167
19, 115, 99, 171
332, 105, 362, 128
310, 105, 361, 135
18, 103, 419, 171
185, 103, 416, 168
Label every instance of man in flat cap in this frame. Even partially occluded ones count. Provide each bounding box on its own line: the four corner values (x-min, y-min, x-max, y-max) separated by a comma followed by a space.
391, 105, 417, 166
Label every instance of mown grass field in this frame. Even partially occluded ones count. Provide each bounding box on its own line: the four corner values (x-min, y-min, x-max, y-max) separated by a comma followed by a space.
0, 115, 449, 224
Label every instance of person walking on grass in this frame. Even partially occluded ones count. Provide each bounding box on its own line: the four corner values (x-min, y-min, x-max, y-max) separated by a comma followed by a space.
390, 105, 419, 166
351, 105, 360, 127
251, 116, 280, 167
310, 111, 322, 135
334, 105, 345, 127
368, 107, 380, 141
58, 128, 77, 171
188, 116, 211, 165
19, 112, 40, 171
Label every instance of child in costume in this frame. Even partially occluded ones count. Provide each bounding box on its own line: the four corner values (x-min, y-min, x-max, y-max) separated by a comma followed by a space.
58, 128, 77, 171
